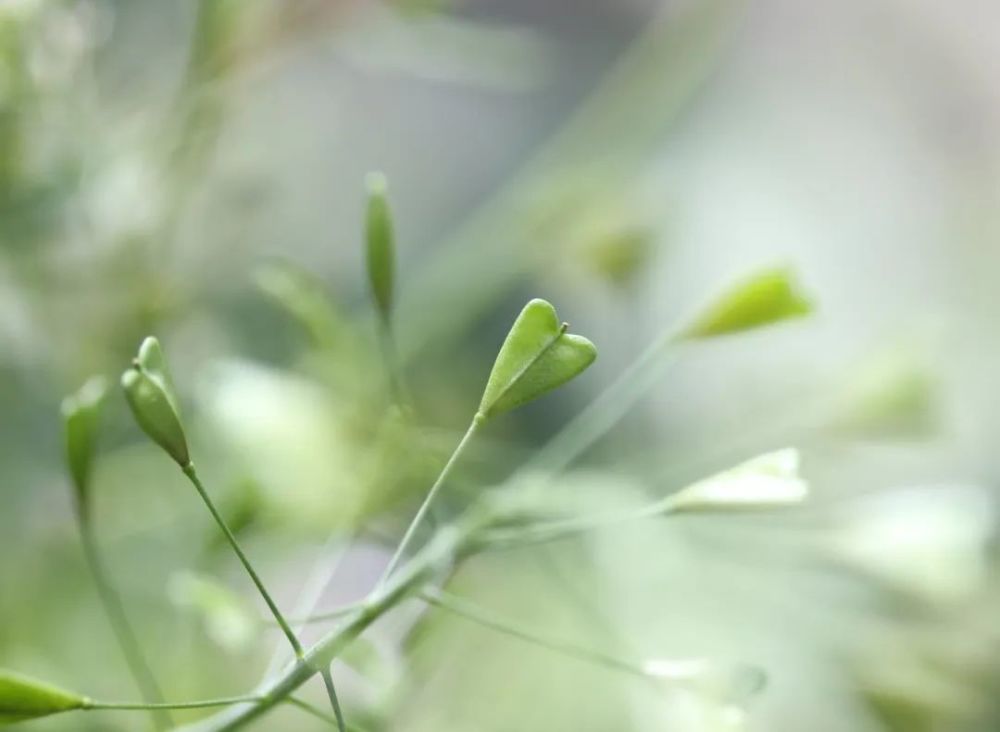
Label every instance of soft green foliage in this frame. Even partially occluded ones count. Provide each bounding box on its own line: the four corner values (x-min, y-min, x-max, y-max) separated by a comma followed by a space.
679, 267, 813, 340
832, 347, 938, 439
60, 376, 109, 514
365, 172, 396, 324
666, 448, 808, 513
169, 571, 256, 652
256, 261, 354, 351
643, 658, 767, 705
478, 299, 597, 419
0, 670, 85, 725
122, 360, 191, 468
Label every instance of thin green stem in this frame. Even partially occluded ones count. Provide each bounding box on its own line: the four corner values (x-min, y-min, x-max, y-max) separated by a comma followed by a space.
287, 697, 368, 732
79, 519, 173, 730
271, 599, 366, 627
376, 417, 481, 586
320, 667, 346, 732
482, 500, 670, 549
377, 320, 410, 410
419, 588, 648, 679
87, 695, 264, 711
182, 463, 304, 658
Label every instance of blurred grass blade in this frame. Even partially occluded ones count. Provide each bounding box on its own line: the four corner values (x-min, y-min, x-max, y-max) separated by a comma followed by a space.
255, 260, 353, 351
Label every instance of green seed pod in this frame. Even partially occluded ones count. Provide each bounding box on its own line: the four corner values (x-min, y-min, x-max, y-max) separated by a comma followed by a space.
136, 336, 181, 412
60, 376, 109, 516
479, 299, 597, 420
0, 669, 86, 725
122, 366, 190, 468
365, 172, 395, 324
680, 267, 813, 341
665, 449, 808, 513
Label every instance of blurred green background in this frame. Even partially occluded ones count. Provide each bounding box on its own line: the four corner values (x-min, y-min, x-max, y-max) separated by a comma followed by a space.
2, 0, 1000, 730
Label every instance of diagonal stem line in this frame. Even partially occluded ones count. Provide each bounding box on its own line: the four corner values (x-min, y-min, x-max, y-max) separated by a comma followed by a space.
182, 464, 304, 658
79, 520, 174, 730
287, 697, 368, 732
376, 418, 480, 586
320, 667, 347, 732
418, 588, 647, 679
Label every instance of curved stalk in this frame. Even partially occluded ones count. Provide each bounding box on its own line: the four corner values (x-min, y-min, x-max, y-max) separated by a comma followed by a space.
79, 520, 173, 730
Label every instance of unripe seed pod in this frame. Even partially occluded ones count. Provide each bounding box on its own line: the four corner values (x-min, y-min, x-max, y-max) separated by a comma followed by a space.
60, 376, 109, 515
0, 669, 86, 724
122, 366, 190, 468
365, 172, 395, 325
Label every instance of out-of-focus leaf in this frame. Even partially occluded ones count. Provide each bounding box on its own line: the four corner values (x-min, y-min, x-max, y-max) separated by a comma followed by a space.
168, 571, 255, 652
643, 658, 767, 705
666, 449, 808, 513
199, 360, 366, 532
829, 485, 994, 603
678, 268, 813, 341
830, 347, 938, 440
255, 260, 355, 352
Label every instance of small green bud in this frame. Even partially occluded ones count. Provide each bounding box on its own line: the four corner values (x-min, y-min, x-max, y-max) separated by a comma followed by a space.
60, 376, 109, 515
365, 172, 395, 324
0, 669, 86, 725
479, 299, 597, 420
122, 344, 190, 468
679, 266, 813, 340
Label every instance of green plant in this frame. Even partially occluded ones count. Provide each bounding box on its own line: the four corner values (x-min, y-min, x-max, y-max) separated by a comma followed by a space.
3, 176, 815, 731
